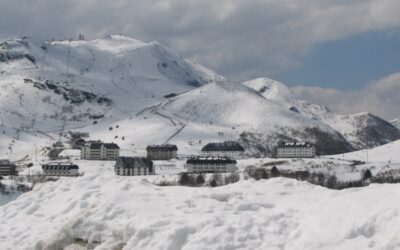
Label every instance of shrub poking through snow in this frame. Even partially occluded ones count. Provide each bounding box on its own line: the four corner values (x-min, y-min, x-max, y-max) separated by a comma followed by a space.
178, 173, 195, 186
195, 174, 205, 186
362, 169, 373, 181
270, 166, 280, 177
224, 173, 240, 185
209, 179, 218, 188
209, 173, 223, 187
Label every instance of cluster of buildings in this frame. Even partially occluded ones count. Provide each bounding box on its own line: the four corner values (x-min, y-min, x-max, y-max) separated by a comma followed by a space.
114, 142, 243, 176
36, 138, 316, 177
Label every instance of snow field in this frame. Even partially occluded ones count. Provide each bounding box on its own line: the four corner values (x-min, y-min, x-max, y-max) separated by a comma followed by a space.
1, 175, 400, 250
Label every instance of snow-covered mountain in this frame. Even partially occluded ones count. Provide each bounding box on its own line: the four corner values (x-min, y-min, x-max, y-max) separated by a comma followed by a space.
391, 118, 400, 130
0, 35, 398, 159
0, 35, 222, 119
156, 81, 352, 156
0, 35, 223, 158
244, 78, 400, 150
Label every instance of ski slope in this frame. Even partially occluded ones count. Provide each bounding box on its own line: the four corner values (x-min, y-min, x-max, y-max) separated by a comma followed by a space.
332, 139, 400, 163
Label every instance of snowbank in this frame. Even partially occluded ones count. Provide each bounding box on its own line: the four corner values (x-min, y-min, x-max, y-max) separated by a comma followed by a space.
1, 173, 400, 249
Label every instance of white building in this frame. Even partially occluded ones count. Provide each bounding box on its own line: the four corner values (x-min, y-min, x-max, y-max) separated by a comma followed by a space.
201, 141, 245, 159
114, 157, 154, 176
81, 141, 120, 160
275, 142, 316, 158
186, 157, 237, 173
42, 163, 80, 176
146, 144, 178, 160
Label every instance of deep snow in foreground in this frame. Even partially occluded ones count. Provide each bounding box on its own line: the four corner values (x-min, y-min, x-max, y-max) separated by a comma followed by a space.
1, 168, 400, 250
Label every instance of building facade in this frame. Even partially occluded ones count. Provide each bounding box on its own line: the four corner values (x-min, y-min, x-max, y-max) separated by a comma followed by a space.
0, 160, 17, 176
186, 157, 237, 173
114, 157, 154, 176
146, 144, 178, 160
81, 141, 120, 160
275, 142, 316, 158
201, 141, 245, 159
42, 163, 79, 176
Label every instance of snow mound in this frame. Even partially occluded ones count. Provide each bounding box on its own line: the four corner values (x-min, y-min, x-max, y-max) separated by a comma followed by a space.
1, 174, 400, 250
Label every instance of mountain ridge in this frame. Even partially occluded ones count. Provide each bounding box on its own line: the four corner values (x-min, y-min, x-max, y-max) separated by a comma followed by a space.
243, 78, 400, 150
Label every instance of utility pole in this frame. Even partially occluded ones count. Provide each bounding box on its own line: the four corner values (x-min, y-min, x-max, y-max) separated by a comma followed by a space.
35, 144, 38, 163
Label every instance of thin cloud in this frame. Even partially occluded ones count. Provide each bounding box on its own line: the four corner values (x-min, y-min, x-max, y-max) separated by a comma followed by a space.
1, 0, 400, 81
292, 72, 400, 120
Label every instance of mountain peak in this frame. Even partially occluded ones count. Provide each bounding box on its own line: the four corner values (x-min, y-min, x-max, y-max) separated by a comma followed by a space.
243, 77, 296, 107
390, 118, 400, 130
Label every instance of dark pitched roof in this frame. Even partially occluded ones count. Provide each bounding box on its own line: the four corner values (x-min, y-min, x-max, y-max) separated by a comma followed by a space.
88, 142, 102, 149
86, 141, 120, 149
104, 143, 120, 149
146, 144, 178, 151
74, 138, 86, 145
116, 157, 153, 168
42, 163, 79, 169
186, 157, 237, 164
201, 141, 244, 152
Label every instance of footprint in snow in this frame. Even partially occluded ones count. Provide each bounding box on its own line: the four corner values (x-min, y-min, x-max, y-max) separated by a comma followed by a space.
235, 203, 274, 212
25, 204, 40, 215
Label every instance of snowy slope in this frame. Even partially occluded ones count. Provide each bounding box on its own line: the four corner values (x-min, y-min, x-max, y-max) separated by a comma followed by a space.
332, 139, 400, 163
0, 35, 223, 117
157, 81, 352, 156
0, 35, 223, 158
391, 118, 400, 130
1, 173, 400, 250
244, 78, 400, 149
